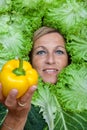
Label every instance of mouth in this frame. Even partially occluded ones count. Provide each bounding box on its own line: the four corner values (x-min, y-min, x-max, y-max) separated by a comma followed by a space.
43, 68, 58, 74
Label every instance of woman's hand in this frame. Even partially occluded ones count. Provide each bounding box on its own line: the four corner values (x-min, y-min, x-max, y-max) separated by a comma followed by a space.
0, 84, 37, 130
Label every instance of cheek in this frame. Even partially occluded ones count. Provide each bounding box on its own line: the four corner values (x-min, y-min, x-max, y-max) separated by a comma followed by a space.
58, 56, 68, 69
32, 61, 43, 77
32, 57, 42, 70
61, 57, 68, 67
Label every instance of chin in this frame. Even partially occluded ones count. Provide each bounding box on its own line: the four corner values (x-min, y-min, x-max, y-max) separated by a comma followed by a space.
43, 78, 57, 84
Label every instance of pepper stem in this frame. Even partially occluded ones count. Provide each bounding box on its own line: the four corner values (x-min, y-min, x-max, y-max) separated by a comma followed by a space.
13, 58, 25, 76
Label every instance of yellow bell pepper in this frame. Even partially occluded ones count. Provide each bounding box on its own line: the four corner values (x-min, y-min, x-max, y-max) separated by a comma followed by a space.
0, 59, 38, 98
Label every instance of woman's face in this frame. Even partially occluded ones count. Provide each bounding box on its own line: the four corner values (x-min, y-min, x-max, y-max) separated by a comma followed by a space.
31, 32, 68, 84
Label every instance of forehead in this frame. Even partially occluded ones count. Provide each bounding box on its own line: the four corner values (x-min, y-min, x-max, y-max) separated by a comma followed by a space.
34, 32, 65, 47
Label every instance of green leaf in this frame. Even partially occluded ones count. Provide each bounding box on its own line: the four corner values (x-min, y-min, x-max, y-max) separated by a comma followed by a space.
0, 104, 8, 126
54, 110, 87, 130
56, 63, 87, 112
32, 85, 57, 130
66, 34, 87, 63
43, 0, 87, 36
24, 105, 46, 130
0, 14, 33, 69
32, 78, 87, 130
11, 0, 45, 13
0, 0, 11, 13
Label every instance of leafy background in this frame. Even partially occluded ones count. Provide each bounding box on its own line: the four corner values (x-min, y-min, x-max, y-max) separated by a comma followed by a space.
0, 0, 87, 130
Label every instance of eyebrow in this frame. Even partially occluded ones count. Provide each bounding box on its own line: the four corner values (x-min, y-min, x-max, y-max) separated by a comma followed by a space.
33, 45, 66, 51
33, 46, 46, 50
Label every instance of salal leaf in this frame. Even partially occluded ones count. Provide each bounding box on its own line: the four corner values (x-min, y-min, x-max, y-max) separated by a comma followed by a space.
56, 63, 87, 112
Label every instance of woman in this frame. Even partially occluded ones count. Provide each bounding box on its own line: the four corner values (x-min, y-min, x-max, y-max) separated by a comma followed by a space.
0, 26, 68, 130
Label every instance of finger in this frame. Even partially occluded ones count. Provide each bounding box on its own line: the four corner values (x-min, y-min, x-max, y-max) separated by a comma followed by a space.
18, 85, 37, 105
5, 89, 18, 108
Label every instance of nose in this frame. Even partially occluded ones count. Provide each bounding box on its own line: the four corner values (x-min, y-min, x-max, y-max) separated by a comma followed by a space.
46, 53, 55, 64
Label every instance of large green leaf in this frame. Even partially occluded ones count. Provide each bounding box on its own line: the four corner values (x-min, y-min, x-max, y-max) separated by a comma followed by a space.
32, 85, 57, 130
54, 110, 87, 130
66, 34, 87, 63
0, 103, 8, 126
56, 63, 87, 112
24, 105, 46, 130
43, 0, 87, 36
32, 80, 87, 130
0, 0, 11, 13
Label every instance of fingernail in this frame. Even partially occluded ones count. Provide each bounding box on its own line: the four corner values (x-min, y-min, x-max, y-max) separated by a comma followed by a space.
11, 89, 18, 96
30, 85, 37, 91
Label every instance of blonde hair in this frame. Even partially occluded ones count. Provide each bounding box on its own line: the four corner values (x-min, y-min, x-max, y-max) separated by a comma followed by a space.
33, 26, 61, 42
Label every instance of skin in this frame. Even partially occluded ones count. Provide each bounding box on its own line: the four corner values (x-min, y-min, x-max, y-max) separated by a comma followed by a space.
32, 32, 68, 84
0, 85, 37, 130
0, 32, 68, 130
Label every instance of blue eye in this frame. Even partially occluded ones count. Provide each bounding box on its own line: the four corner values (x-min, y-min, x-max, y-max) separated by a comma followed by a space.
36, 50, 46, 55
56, 50, 64, 54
